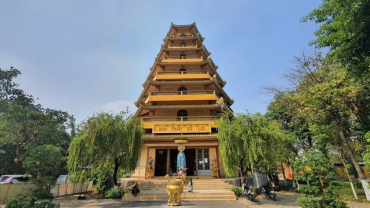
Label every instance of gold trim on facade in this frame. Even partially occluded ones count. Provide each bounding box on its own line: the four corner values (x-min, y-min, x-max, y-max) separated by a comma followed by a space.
131, 23, 233, 179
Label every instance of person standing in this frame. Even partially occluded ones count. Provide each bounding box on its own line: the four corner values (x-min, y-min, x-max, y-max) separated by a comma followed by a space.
188, 178, 194, 193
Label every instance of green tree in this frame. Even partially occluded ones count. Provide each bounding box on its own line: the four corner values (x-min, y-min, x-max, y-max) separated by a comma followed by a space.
0, 67, 71, 175
0, 67, 34, 108
302, 0, 370, 76
217, 112, 287, 178
23, 145, 64, 197
266, 51, 370, 200
294, 150, 346, 208
0, 104, 70, 165
67, 110, 143, 188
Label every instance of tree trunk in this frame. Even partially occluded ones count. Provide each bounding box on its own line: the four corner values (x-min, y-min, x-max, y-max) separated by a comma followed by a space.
339, 150, 358, 200
113, 158, 120, 186
239, 159, 245, 178
338, 128, 370, 201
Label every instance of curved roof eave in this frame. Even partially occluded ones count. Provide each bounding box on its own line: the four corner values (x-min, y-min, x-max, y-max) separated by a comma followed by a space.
145, 58, 225, 87
166, 22, 198, 37
135, 77, 233, 108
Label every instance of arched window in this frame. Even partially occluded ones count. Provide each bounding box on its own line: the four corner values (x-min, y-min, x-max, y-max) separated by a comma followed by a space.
179, 68, 186, 74
178, 87, 187, 91
180, 53, 187, 59
180, 41, 187, 46
180, 33, 186, 37
177, 110, 188, 121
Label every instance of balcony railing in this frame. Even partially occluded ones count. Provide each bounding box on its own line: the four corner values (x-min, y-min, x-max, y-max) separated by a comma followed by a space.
168, 44, 198, 48
162, 56, 203, 63
172, 34, 194, 38
156, 71, 209, 75
163, 56, 202, 60
149, 90, 215, 96
142, 116, 220, 122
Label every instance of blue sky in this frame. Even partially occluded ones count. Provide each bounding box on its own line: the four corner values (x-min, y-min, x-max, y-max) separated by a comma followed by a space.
1, 0, 322, 123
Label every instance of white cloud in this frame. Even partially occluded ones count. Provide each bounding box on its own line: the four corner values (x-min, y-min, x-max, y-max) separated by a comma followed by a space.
100, 100, 137, 114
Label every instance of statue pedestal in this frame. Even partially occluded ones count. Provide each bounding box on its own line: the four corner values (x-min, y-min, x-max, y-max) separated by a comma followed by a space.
146, 169, 153, 180
211, 168, 219, 179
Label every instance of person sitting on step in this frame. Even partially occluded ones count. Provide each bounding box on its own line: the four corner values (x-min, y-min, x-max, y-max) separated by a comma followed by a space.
131, 182, 140, 197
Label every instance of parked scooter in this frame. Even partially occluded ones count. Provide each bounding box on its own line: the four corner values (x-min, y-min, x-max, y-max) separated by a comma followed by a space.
242, 183, 257, 202
260, 182, 277, 201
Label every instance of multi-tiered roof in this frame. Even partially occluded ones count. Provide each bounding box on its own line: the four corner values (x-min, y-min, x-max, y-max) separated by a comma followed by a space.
135, 22, 234, 140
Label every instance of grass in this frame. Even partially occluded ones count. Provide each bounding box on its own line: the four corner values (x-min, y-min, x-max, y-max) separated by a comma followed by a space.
335, 187, 369, 203
278, 179, 370, 203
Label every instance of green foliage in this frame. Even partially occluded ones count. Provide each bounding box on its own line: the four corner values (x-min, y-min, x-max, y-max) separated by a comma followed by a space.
0, 67, 34, 108
104, 187, 126, 199
0, 99, 70, 169
90, 162, 114, 198
294, 151, 346, 207
297, 187, 347, 208
4, 189, 56, 208
231, 186, 242, 197
330, 181, 368, 202
23, 144, 64, 191
294, 150, 336, 183
217, 112, 287, 177
67, 110, 143, 188
302, 0, 370, 76
365, 132, 370, 166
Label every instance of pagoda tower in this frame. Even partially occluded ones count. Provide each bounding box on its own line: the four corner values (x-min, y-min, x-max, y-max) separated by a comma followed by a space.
131, 22, 234, 179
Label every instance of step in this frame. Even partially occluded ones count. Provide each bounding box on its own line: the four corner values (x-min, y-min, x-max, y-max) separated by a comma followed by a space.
123, 193, 236, 201
140, 187, 232, 191
139, 184, 233, 189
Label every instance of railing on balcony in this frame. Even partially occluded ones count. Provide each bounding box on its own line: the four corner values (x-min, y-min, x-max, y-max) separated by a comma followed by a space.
172, 34, 194, 38
142, 116, 220, 122
156, 71, 209, 75
163, 56, 203, 60
149, 90, 215, 96
168, 44, 198, 48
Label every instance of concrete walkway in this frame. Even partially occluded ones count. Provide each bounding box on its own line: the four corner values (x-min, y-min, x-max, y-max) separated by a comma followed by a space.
2, 193, 369, 208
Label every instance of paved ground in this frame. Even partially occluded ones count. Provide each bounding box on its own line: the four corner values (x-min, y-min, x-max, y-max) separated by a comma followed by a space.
2, 193, 369, 208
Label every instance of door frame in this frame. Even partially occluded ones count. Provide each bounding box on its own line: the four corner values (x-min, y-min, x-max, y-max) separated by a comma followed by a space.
150, 146, 212, 176
197, 148, 211, 176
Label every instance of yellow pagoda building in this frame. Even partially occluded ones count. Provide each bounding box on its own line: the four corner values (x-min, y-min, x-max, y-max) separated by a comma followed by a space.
131, 22, 234, 179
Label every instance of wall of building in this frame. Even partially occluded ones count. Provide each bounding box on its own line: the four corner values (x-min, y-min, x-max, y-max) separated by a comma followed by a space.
131, 144, 149, 179
158, 85, 206, 91
152, 108, 211, 117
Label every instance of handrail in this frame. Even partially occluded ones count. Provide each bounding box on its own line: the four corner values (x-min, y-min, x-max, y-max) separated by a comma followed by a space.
149, 90, 215, 96
168, 44, 198, 47
172, 34, 194, 37
163, 56, 203, 60
156, 71, 208, 75
142, 116, 220, 122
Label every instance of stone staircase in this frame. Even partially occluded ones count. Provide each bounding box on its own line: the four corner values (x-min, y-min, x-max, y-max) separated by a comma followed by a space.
122, 178, 236, 201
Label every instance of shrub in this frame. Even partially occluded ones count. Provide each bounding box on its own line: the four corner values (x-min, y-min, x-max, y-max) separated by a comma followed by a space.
231, 186, 242, 197
4, 195, 56, 208
104, 187, 126, 199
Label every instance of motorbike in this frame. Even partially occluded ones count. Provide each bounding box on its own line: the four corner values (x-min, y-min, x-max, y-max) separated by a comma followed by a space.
243, 185, 257, 202
260, 183, 277, 201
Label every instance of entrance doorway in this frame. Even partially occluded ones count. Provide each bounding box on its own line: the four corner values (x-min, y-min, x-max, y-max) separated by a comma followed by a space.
185, 149, 196, 176
169, 149, 196, 176
155, 149, 168, 176
197, 149, 211, 176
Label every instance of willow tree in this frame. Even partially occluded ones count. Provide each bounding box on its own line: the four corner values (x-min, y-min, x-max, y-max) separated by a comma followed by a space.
67, 110, 143, 187
217, 112, 286, 178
